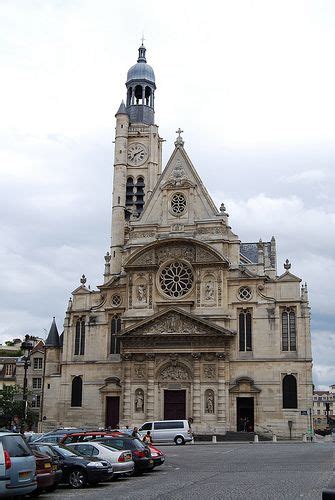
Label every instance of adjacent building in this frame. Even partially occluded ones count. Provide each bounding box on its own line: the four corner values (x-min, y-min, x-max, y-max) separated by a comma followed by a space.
42, 44, 313, 438
313, 385, 335, 429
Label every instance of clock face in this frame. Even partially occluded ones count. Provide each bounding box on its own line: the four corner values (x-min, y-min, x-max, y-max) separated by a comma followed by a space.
127, 143, 148, 166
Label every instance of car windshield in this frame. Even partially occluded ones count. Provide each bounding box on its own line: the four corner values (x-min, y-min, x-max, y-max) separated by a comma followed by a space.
54, 445, 82, 457
35, 445, 57, 457
100, 438, 145, 451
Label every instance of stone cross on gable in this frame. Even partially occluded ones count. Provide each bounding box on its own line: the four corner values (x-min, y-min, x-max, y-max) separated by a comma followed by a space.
175, 127, 185, 147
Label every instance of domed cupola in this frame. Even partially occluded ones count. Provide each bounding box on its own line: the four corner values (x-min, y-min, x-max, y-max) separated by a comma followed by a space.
125, 44, 156, 125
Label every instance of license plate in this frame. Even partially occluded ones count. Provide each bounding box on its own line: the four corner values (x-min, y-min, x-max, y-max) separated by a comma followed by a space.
19, 471, 30, 478
44, 463, 51, 468
108, 468, 113, 473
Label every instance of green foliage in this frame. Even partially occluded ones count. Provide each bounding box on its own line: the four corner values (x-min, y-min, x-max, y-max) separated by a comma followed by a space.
4, 341, 14, 346
0, 349, 22, 357
0, 385, 38, 429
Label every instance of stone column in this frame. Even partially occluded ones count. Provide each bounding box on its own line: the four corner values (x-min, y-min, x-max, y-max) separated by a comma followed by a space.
122, 354, 132, 424
146, 354, 155, 420
192, 353, 201, 423
216, 352, 226, 425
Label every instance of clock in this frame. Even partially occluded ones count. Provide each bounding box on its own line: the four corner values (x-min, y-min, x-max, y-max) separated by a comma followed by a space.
127, 143, 148, 166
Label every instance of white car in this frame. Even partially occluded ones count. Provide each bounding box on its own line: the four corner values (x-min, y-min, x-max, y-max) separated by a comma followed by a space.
67, 442, 134, 476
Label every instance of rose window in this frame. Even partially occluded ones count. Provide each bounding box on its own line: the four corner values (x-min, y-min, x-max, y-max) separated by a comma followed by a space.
238, 286, 252, 301
171, 193, 187, 215
159, 261, 193, 298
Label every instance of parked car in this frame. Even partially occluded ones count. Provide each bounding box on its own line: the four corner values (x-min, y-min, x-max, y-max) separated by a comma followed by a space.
322, 475, 335, 499
24, 433, 44, 444
46, 444, 113, 488
148, 443, 165, 467
60, 431, 124, 444
138, 420, 193, 445
97, 436, 154, 473
29, 443, 63, 485
34, 428, 89, 444
33, 450, 56, 495
67, 442, 134, 477
0, 431, 37, 497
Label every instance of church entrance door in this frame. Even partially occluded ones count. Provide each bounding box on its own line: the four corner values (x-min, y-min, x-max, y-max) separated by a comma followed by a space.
164, 390, 186, 420
236, 397, 254, 432
106, 396, 120, 428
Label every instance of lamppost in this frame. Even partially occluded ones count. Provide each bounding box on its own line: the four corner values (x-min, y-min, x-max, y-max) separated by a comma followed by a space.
21, 334, 33, 428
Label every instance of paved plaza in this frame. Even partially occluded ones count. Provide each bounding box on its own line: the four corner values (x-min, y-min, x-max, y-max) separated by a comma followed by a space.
45, 442, 334, 500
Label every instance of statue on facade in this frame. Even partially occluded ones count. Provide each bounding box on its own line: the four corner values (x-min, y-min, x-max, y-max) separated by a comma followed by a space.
137, 284, 147, 303
206, 393, 214, 413
135, 391, 144, 412
204, 281, 215, 301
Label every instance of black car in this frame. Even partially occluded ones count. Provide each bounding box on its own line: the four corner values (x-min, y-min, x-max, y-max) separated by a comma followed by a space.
29, 443, 63, 485
37, 444, 113, 488
97, 436, 154, 473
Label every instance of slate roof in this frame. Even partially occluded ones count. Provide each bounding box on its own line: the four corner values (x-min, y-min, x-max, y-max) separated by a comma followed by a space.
45, 317, 60, 347
240, 242, 271, 264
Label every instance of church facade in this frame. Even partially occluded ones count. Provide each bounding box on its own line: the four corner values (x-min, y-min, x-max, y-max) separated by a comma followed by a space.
42, 44, 313, 438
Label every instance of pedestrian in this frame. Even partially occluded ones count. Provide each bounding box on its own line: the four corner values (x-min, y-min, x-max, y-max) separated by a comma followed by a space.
142, 430, 153, 444
132, 426, 139, 438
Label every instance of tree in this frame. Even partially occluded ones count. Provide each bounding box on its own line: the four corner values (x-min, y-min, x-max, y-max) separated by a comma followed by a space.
0, 385, 38, 430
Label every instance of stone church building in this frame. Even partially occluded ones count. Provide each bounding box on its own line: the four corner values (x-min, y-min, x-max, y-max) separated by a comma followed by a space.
42, 44, 313, 438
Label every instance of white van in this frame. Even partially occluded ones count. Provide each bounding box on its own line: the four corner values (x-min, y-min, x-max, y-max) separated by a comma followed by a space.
138, 420, 192, 445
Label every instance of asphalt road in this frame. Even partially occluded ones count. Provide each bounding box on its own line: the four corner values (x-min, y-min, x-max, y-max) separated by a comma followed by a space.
43, 442, 334, 500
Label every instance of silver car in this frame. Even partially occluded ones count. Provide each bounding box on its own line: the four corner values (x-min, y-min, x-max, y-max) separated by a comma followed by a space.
0, 432, 37, 497
138, 420, 193, 445
67, 442, 134, 476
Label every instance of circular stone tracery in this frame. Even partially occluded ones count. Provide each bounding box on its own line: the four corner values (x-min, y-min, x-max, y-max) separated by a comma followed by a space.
171, 193, 187, 215
238, 286, 252, 301
159, 261, 193, 298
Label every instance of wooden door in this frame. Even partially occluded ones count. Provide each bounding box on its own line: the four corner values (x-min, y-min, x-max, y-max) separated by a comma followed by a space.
164, 390, 186, 420
105, 396, 120, 428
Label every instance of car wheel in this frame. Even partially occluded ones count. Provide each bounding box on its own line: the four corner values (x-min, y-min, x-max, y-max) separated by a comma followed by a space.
68, 468, 87, 489
174, 436, 185, 445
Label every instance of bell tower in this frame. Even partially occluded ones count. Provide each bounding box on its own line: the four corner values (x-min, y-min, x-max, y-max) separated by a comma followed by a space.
110, 43, 163, 275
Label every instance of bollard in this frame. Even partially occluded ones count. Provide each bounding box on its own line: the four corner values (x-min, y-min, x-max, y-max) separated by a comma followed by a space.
212, 435, 217, 443
272, 435, 277, 442
191, 437, 195, 444
302, 434, 307, 442
254, 434, 259, 443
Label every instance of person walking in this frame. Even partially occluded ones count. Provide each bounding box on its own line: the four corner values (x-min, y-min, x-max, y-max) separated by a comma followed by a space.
142, 430, 153, 444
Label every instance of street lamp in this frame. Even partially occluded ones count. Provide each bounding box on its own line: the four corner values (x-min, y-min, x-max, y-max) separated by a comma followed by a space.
21, 334, 34, 427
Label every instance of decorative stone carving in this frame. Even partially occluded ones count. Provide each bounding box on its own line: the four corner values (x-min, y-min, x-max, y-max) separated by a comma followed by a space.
205, 389, 215, 414
160, 363, 190, 381
130, 250, 155, 267
196, 247, 217, 263
203, 365, 216, 379
145, 312, 208, 335
135, 389, 144, 412
134, 364, 146, 379
197, 226, 225, 236
192, 352, 202, 360
131, 231, 156, 239
145, 353, 155, 361
156, 244, 195, 264
171, 223, 184, 231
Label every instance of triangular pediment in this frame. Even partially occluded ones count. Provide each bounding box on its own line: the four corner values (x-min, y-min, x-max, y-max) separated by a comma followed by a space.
138, 146, 221, 225
121, 307, 236, 337
276, 271, 301, 282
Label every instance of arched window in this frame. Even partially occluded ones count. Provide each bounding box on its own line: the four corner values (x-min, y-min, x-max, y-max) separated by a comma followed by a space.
135, 176, 145, 214
282, 374, 297, 409
127, 87, 132, 106
239, 310, 252, 351
74, 318, 85, 355
145, 86, 152, 106
71, 376, 83, 407
134, 85, 143, 104
125, 177, 134, 220
110, 315, 121, 354
282, 308, 296, 351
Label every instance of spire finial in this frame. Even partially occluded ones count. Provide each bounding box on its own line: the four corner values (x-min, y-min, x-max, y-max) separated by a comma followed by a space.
175, 128, 184, 147
141, 32, 145, 46
80, 274, 87, 285
284, 259, 291, 270
137, 39, 147, 63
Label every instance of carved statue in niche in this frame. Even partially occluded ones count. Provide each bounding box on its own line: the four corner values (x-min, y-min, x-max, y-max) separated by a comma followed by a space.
204, 281, 215, 301
205, 390, 215, 414
135, 389, 144, 412
137, 284, 147, 303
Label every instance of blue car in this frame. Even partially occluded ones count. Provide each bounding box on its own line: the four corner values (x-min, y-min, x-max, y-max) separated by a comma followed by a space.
0, 432, 37, 497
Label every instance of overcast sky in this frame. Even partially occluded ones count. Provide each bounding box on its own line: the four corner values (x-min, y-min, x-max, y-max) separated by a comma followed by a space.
0, 0, 334, 389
